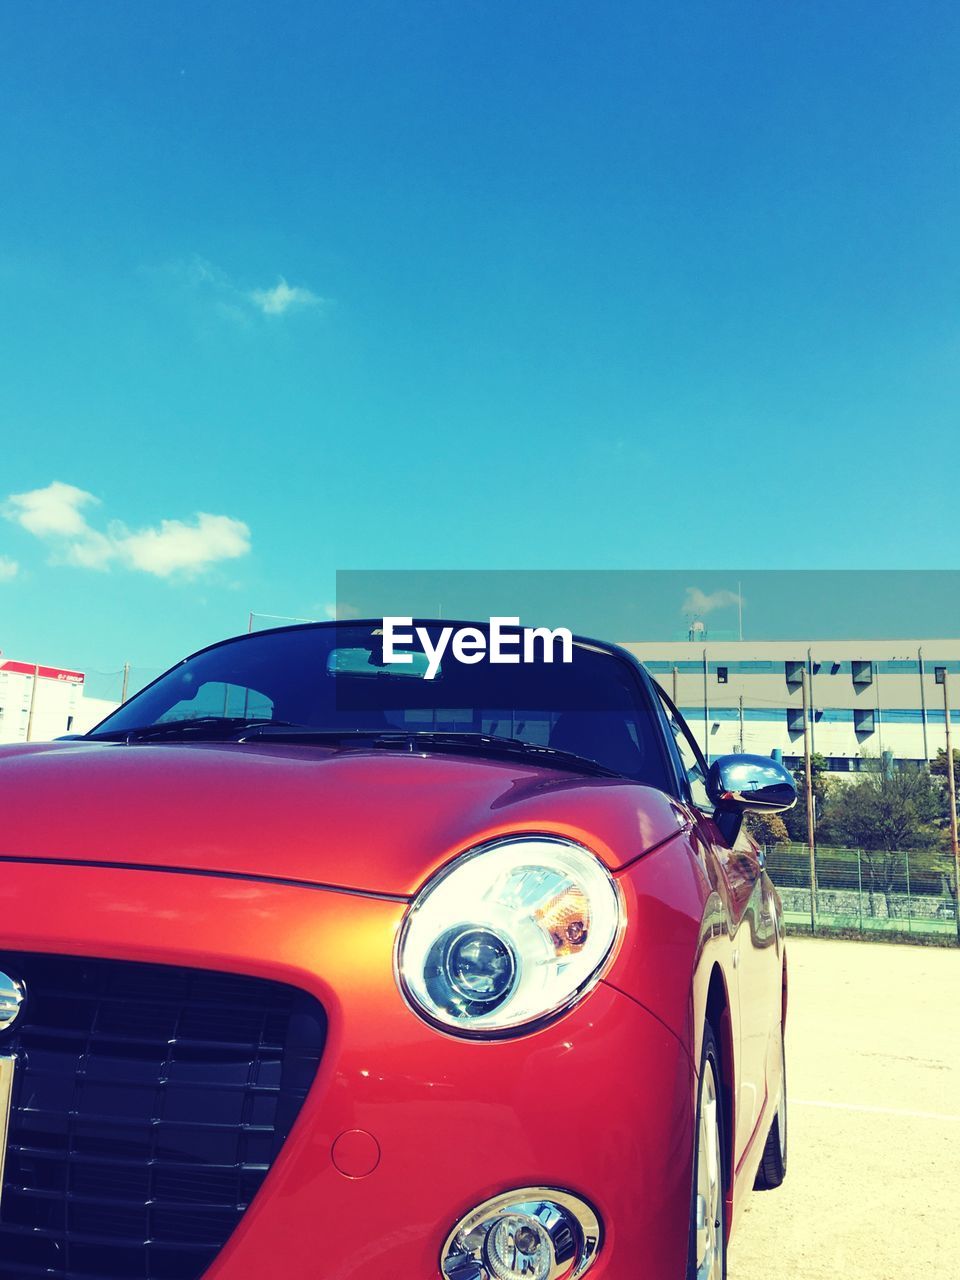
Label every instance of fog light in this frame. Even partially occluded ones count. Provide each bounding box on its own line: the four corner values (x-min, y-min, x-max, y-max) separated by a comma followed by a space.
484, 1214, 551, 1278
441, 1188, 601, 1280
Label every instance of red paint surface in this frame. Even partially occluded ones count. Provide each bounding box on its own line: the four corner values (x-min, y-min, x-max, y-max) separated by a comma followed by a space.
0, 740, 683, 892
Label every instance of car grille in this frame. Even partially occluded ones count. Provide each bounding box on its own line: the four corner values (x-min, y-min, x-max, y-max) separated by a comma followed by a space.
0, 952, 326, 1280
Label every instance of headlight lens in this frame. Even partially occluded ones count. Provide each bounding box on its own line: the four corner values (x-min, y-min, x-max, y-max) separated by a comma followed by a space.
397, 837, 621, 1035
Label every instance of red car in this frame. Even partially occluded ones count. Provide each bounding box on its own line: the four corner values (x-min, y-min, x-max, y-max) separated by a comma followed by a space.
0, 620, 795, 1280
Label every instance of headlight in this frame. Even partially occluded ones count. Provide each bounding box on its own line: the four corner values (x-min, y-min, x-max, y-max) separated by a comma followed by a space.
396, 837, 621, 1036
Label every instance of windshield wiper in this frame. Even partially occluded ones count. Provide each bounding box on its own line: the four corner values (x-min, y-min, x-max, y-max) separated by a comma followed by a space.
237, 726, 624, 778
90, 717, 305, 743
89, 722, 625, 778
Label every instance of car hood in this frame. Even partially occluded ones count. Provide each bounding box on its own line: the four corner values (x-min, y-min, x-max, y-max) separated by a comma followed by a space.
0, 741, 686, 896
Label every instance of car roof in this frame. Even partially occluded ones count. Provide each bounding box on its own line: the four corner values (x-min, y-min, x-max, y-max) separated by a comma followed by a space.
177, 617, 644, 671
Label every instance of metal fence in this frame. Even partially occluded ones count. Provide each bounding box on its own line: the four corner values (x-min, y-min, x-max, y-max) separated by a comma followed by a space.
764, 841, 959, 943
83, 667, 164, 704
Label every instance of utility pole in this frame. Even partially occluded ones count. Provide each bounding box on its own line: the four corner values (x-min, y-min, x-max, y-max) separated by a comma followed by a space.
120, 663, 130, 703
702, 648, 709, 764
738, 694, 744, 754
672, 665, 679, 706
940, 669, 960, 942
802, 668, 817, 932
26, 664, 40, 742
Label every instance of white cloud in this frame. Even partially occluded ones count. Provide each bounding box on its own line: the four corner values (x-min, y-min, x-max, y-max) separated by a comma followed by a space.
3, 481, 251, 579
118, 513, 251, 577
5, 482, 112, 569
63, 528, 115, 571
5, 480, 99, 538
682, 586, 742, 617
0, 555, 18, 581
249, 277, 322, 317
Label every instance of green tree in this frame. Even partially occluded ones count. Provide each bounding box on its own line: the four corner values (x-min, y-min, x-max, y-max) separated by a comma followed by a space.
820, 765, 945, 916
782, 752, 832, 843
746, 810, 789, 847
824, 764, 942, 851
930, 747, 960, 795
929, 750, 959, 886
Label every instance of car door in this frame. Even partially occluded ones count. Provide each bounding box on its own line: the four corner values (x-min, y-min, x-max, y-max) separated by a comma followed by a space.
653, 688, 772, 1165
701, 813, 778, 1160
732, 821, 785, 1125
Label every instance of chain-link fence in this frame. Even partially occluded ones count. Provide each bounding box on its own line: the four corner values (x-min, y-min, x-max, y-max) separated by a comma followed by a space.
764, 841, 959, 943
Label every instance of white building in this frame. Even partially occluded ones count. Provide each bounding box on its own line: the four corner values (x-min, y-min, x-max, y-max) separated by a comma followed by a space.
620, 637, 960, 769
0, 659, 117, 743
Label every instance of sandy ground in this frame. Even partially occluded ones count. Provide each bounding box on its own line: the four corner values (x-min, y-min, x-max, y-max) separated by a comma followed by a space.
731, 936, 960, 1279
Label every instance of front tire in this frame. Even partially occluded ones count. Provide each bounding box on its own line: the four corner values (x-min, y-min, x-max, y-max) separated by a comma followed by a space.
688, 1024, 727, 1280
754, 1027, 788, 1190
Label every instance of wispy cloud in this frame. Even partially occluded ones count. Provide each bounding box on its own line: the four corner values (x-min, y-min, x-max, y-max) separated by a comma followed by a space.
0, 555, 18, 582
168, 256, 327, 324
4, 481, 251, 579
249, 278, 321, 317
681, 586, 742, 617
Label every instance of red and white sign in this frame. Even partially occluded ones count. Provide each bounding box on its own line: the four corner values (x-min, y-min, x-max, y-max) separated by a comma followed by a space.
1, 660, 85, 685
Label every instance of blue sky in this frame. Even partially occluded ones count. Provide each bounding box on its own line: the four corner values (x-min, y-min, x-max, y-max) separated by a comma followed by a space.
2, 1, 959, 676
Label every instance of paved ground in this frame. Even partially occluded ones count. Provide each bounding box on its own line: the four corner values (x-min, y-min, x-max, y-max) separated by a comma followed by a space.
732, 936, 959, 1280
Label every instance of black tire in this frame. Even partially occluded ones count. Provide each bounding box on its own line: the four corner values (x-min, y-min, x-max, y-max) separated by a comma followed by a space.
687, 1024, 727, 1280
754, 1027, 788, 1190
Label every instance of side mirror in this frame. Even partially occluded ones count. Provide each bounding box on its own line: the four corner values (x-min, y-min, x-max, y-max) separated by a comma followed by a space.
707, 754, 797, 814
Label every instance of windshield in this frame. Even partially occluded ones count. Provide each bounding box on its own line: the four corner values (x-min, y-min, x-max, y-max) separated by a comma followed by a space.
88, 622, 669, 785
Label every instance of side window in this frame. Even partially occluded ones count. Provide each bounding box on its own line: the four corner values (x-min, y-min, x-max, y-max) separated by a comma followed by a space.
657, 689, 713, 812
